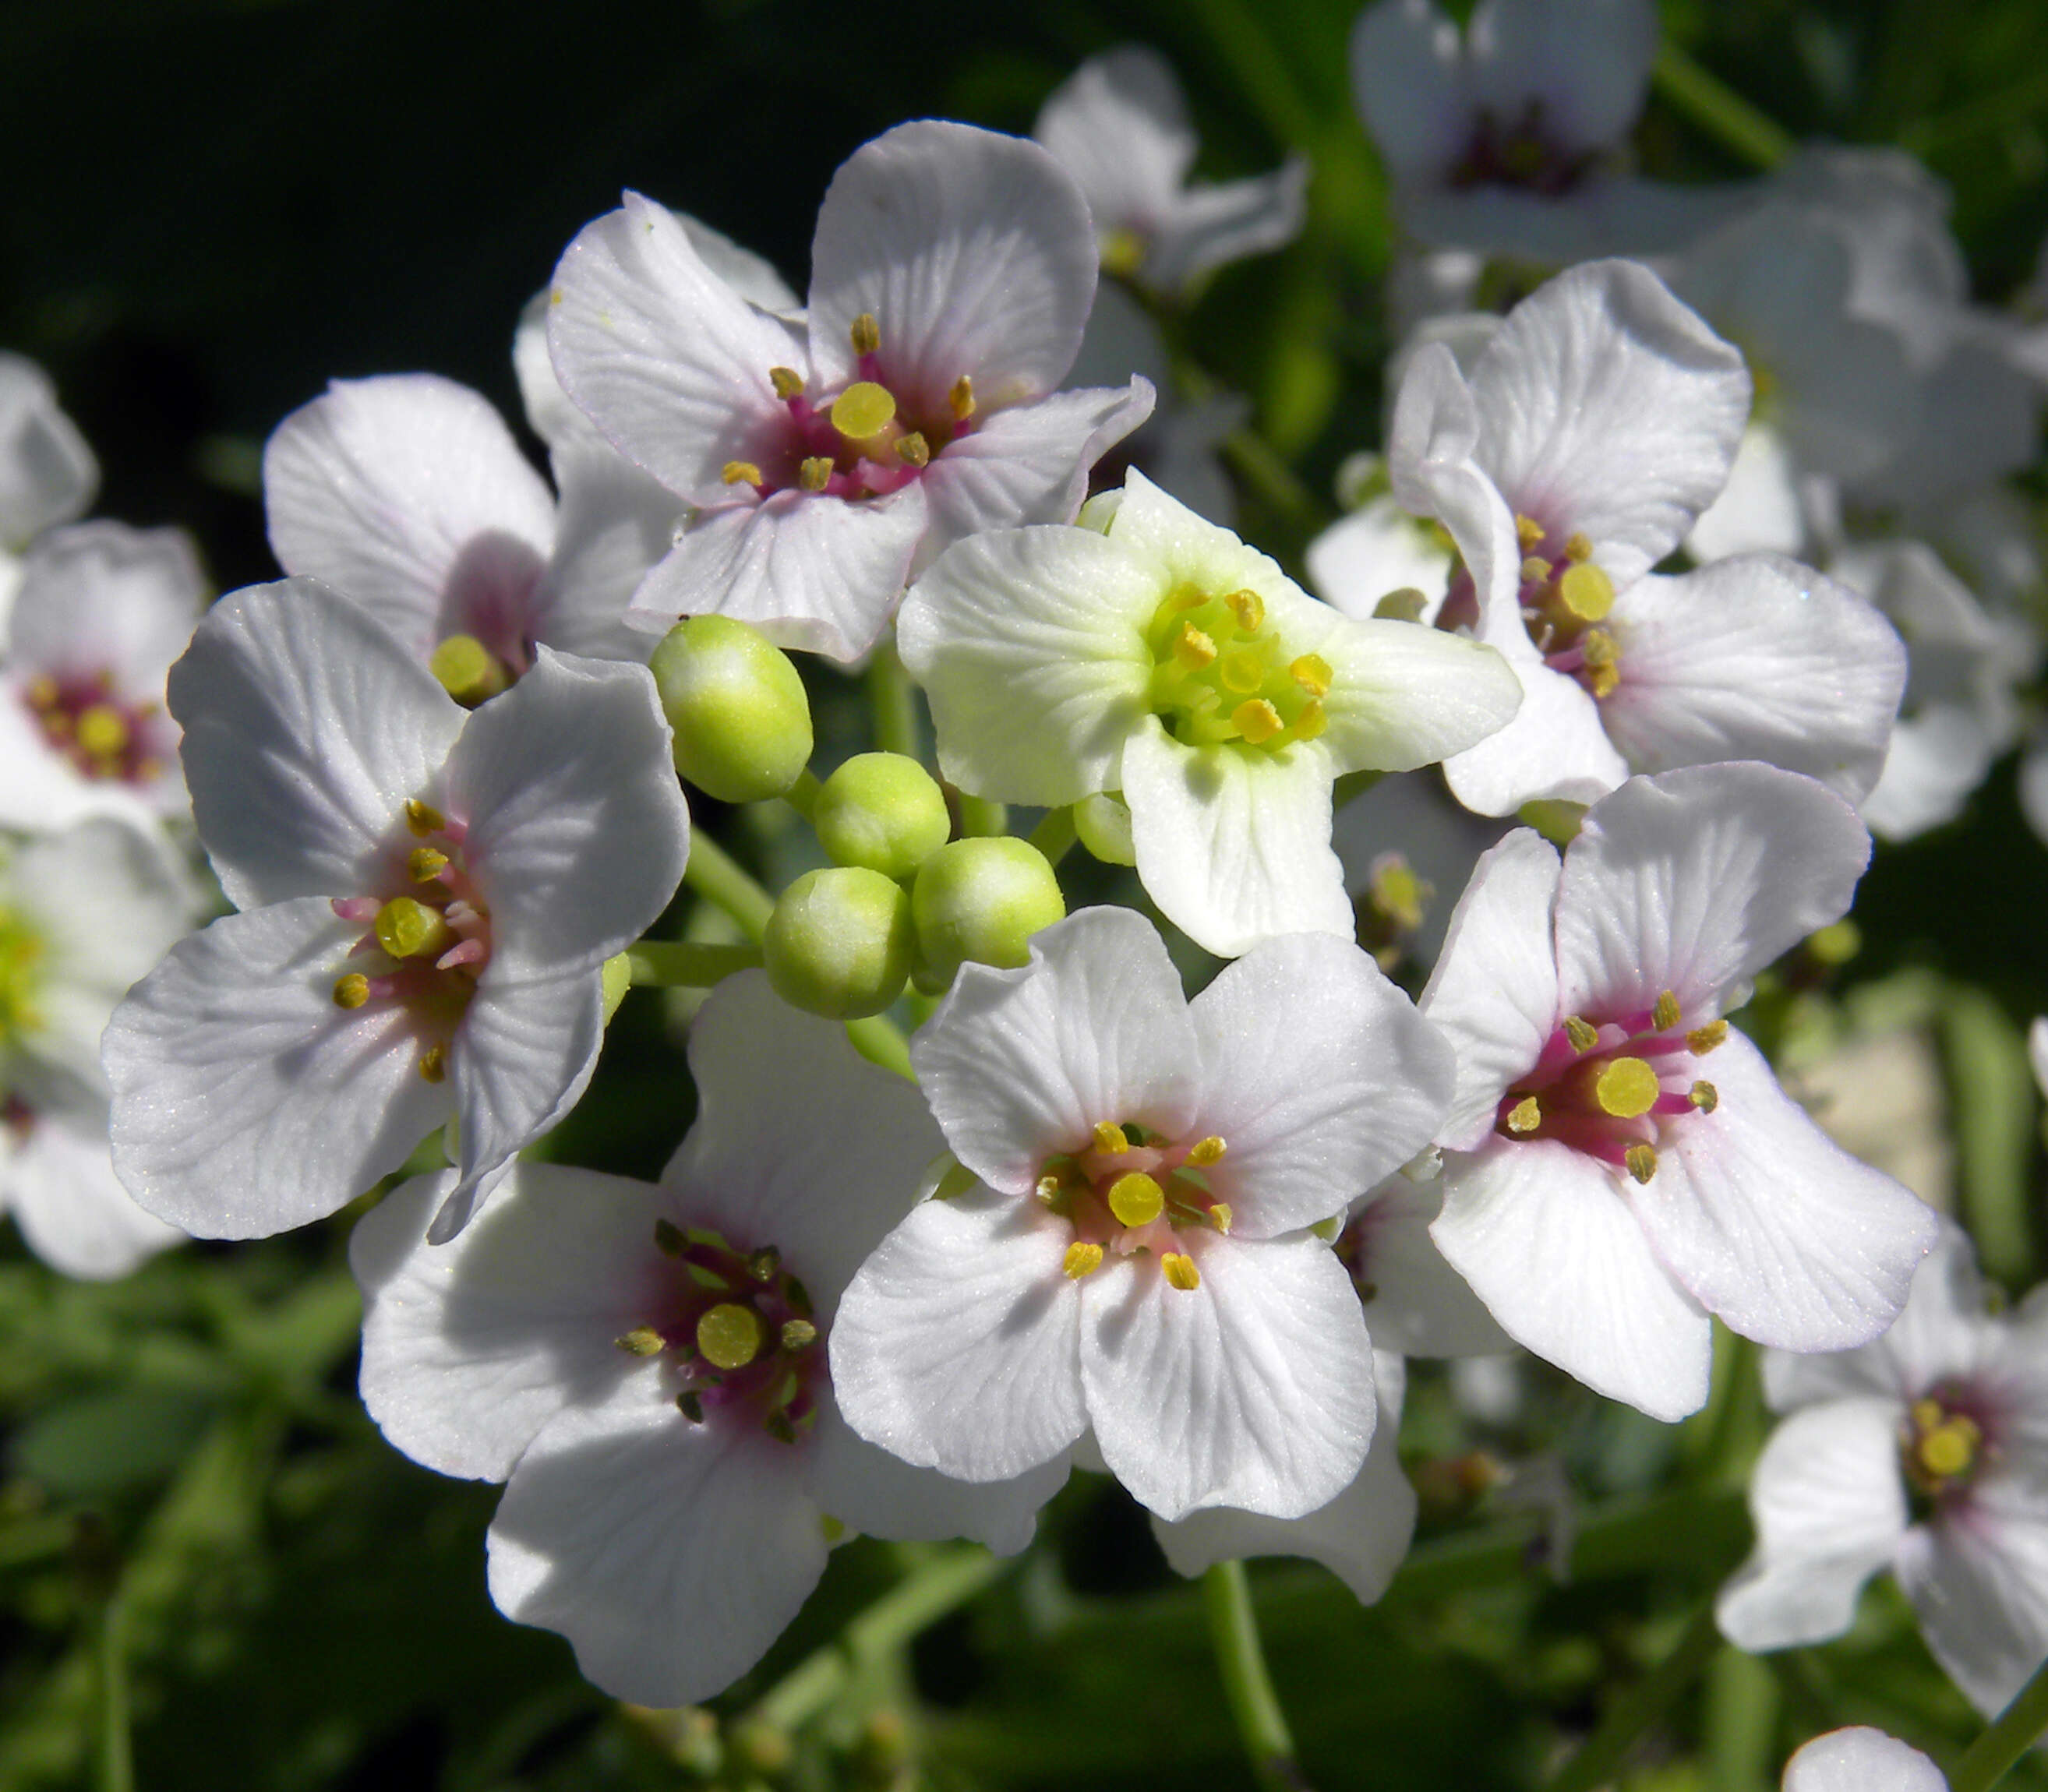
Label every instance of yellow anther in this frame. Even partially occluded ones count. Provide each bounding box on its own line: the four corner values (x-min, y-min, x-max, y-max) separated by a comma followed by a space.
722, 460, 764, 486
615, 1325, 666, 1356
1064, 1241, 1105, 1280
1594, 1057, 1661, 1119
895, 431, 930, 468
1686, 1020, 1728, 1054
1174, 623, 1218, 670
429, 633, 509, 706
1918, 1416, 1981, 1480
1207, 1202, 1233, 1233
1563, 1015, 1599, 1052
332, 973, 370, 1010
949, 374, 976, 421
1036, 1171, 1067, 1204
849, 312, 881, 356
1107, 1172, 1164, 1229
779, 1318, 818, 1353
1520, 556, 1552, 585
1224, 589, 1265, 633
830, 380, 898, 440
1505, 1095, 1542, 1134
1689, 1081, 1718, 1113
696, 1302, 765, 1371
374, 897, 456, 961
799, 456, 834, 491
1653, 990, 1682, 1032
1289, 654, 1332, 697
1558, 561, 1615, 623
1368, 859, 1426, 932
26, 674, 58, 711
75, 704, 129, 760
1515, 514, 1547, 552
405, 799, 447, 836
1807, 920, 1861, 966
1625, 1143, 1658, 1184
747, 1246, 780, 1282
1564, 531, 1593, 563
1161, 1253, 1201, 1292
1580, 628, 1620, 698
1289, 700, 1327, 742
1092, 1121, 1130, 1155
769, 366, 805, 400
408, 846, 450, 883
1232, 699, 1284, 745
418, 1044, 448, 1084
1218, 649, 1265, 695
1186, 1135, 1227, 1166
1099, 225, 1147, 277
1374, 587, 1427, 622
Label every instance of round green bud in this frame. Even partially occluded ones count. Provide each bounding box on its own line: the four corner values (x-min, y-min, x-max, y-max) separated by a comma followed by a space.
911, 837, 1066, 991
763, 867, 914, 1019
649, 616, 813, 804
813, 753, 952, 879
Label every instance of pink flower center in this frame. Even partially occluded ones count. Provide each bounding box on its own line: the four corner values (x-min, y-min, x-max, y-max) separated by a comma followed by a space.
1035, 1119, 1231, 1291
1447, 100, 1601, 198
22, 670, 172, 787
1901, 1381, 1999, 1513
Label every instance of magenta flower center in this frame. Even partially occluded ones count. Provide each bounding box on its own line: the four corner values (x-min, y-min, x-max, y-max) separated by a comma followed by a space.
1447, 100, 1601, 198
23, 668, 173, 788
1035, 1119, 1231, 1291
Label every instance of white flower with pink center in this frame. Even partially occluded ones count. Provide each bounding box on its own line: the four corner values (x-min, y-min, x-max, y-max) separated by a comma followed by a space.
829, 906, 1455, 1523
546, 119, 1154, 664
351, 972, 1057, 1706
1389, 258, 1907, 817
1420, 763, 1937, 1420
102, 578, 690, 1243
0, 521, 206, 831
1720, 1221, 2048, 1721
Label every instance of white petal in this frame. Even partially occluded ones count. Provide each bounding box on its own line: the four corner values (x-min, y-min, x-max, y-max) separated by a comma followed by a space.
1439, 654, 1630, 817
909, 907, 1199, 1195
5, 1108, 185, 1281
1471, 0, 1658, 152
1641, 1029, 1936, 1349
664, 971, 943, 1302
1468, 260, 1750, 587
548, 192, 805, 505
900, 521, 1156, 806
0, 351, 97, 547
104, 900, 450, 1236
1388, 343, 1520, 621
443, 648, 689, 980
1433, 1138, 1711, 1420
1345, 1179, 1513, 1356
1313, 613, 1525, 775
1553, 763, 1872, 1018
488, 1382, 827, 1706
10, 520, 204, 697
1685, 423, 1810, 562
1418, 829, 1562, 1149
1124, 721, 1354, 958
528, 446, 680, 661
1781, 1728, 1947, 1792
627, 485, 927, 665
168, 580, 462, 910
1307, 497, 1453, 622
263, 375, 556, 658
807, 122, 1097, 416
1350, 0, 1467, 182
1189, 933, 1454, 1238
1082, 1231, 1374, 1521
1032, 46, 1194, 238
1143, 163, 1310, 295
351, 1162, 662, 1480
1601, 557, 1906, 805
826, 1184, 1088, 1483
1899, 1502, 2048, 1717
1715, 1397, 1908, 1649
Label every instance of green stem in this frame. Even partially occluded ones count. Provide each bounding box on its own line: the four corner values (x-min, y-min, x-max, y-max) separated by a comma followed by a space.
1951, 1653, 2048, 1792
955, 792, 1008, 838
95, 1593, 132, 1792
1202, 1561, 1306, 1792
1028, 806, 1078, 869
1222, 427, 1329, 531
782, 766, 821, 822
868, 644, 921, 763
845, 1012, 916, 1081
1651, 42, 1796, 170
1543, 1604, 1721, 1792
683, 832, 777, 944
747, 1546, 1008, 1735
622, 940, 763, 989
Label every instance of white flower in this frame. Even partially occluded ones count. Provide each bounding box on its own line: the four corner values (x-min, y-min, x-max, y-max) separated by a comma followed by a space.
103, 579, 690, 1243
1, 820, 192, 1279
830, 905, 1455, 1522
1033, 46, 1308, 298
0, 521, 206, 831
352, 972, 1056, 1706
0, 351, 97, 609
1719, 1222, 2048, 1720
547, 120, 1153, 663
1782, 1729, 1947, 1792
899, 469, 1519, 956
1389, 259, 1906, 817
1420, 763, 1937, 1420
263, 373, 680, 688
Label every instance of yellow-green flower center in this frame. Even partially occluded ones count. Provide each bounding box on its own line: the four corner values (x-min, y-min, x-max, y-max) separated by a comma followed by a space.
0, 906, 44, 1049
1144, 585, 1329, 752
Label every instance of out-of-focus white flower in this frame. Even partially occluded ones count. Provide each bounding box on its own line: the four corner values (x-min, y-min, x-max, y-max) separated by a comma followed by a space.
1033, 46, 1307, 298
1421, 764, 1936, 1420
104, 580, 690, 1243
547, 121, 1153, 663
1332, 771, 1506, 975
1781, 1728, 1947, 1792
899, 470, 1518, 956
0, 351, 97, 626
1721, 1222, 2048, 1719
831, 906, 1455, 1523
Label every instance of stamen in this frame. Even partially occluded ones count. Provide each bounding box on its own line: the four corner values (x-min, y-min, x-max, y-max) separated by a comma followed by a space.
418, 1045, 448, 1084
615, 1325, 666, 1356
75, 704, 129, 760
1580, 629, 1620, 698
1218, 650, 1264, 695
1107, 1172, 1164, 1229
1064, 1241, 1105, 1280
1185, 1135, 1227, 1166
1505, 1095, 1542, 1134
1563, 1016, 1598, 1052
769, 366, 805, 400
1290, 701, 1326, 742
1174, 623, 1217, 670
332, 973, 370, 1010
1289, 654, 1332, 697
1594, 1057, 1660, 1119
405, 799, 446, 836
429, 634, 509, 706
1686, 1020, 1728, 1054
780, 1318, 818, 1353
747, 1246, 781, 1282
895, 431, 930, 468
408, 847, 450, 882
949, 374, 975, 421
1374, 587, 1427, 622
1564, 532, 1593, 562
1520, 556, 1552, 585
799, 457, 833, 492
1161, 1253, 1201, 1292
1093, 1121, 1130, 1155
1514, 514, 1546, 552
1556, 562, 1613, 622
374, 898, 456, 961
1624, 1143, 1658, 1183
722, 460, 764, 486
1232, 699, 1284, 745
697, 1303, 765, 1371
1207, 1202, 1233, 1233
1224, 589, 1264, 633
830, 381, 898, 440
849, 312, 881, 356
1689, 1081, 1718, 1113
1652, 990, 1682, 1032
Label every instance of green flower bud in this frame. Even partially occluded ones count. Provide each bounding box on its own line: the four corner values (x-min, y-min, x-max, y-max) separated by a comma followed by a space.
1073, 792, 1136, 866
649, 616, 813, 803
911, 837, 1066, 991
764, 867, 914, 1019
814, 753, 952, 880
